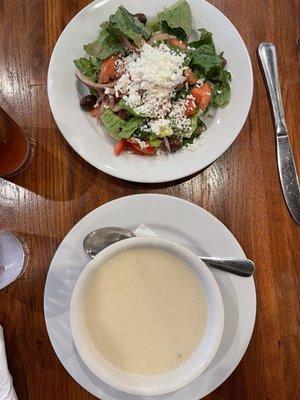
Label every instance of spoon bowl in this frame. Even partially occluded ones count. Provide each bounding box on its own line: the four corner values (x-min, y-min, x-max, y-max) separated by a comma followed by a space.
83, 227, 255, 277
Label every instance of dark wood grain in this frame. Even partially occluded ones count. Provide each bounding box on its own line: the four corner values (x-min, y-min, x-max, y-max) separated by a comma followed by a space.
0, 0, 299, 399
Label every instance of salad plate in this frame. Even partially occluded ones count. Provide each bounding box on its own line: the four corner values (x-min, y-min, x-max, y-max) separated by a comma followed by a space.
44, 194, 256, 399
48, 0, 253, 183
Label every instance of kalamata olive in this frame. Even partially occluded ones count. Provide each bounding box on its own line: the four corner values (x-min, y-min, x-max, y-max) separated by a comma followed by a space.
80, 95, 98, 111
134, 13, 147, 24
168, 136, 183, 152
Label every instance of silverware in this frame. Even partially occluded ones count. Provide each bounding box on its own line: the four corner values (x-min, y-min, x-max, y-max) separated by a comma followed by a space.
83, 228, 255, 277
258, 42, 300, 224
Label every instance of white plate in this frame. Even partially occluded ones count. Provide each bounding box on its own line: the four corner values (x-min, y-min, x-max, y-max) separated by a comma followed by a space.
44, 194, 256, 399
47, 0, 253, 183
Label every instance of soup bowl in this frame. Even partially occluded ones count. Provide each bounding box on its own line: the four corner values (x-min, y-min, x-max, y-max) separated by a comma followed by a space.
70, 236, 224, 395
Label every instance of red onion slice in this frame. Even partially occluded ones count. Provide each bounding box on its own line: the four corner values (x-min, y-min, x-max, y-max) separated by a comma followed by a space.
148, 33, 176, 45
75, 69, 117, 89
163, 137, 171, 152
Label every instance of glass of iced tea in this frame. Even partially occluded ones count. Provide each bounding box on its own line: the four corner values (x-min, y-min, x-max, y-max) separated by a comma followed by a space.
0, 107, 36, 178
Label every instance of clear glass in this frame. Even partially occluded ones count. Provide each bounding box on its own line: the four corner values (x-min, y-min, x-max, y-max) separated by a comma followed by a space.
0, 107, 36, 178
0, 230, 29, 290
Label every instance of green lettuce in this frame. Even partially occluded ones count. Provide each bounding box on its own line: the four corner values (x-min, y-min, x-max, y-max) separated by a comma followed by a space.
192, 44, 222, 77
119, 99, 139, 116
119, 99, 146, 117
211, 70, 231, 107
100, 109, 125, 139
83, 23, 125, 60
146, 18, 162, 32
108, 6, 152, 46
149, 137, 162, 147
119, 117, 143, 139
74, 57, 100, 82
156, 0, 192, 40
189, 28, 215, 50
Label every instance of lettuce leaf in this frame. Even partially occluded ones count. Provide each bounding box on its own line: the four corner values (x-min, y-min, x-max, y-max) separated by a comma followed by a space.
74, 57, 100, 82
189, 28, 215, 50
192, 44, 222, 77
100, 109, 125, 139
119, 99, 146, 117
211, 70, 231, 107
83, 23, 125, 60
118, 117, 143, 139
108, 6, 152, 46
146, 18, 162, 32
156, 0, 192, 40
149, 137, 162, 148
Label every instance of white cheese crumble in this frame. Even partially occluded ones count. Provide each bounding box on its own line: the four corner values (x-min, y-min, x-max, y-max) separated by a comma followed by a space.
130, 137, 149, 149
115, 43, 193, 136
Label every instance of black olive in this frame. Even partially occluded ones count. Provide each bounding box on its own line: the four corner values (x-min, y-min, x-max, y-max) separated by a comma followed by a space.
168, 136, 183, 152
80, 95, 98, 111
134, 13, 147, 24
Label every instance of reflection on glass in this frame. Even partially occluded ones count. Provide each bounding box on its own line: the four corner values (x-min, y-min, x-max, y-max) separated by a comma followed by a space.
0, 230, 29, 290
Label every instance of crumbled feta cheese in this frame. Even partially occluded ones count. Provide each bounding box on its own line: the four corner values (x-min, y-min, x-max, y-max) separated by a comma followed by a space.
196, 78, 205, 87
115, 43, 187, 119
149, 119, 173, 137
130, 137, 149, 149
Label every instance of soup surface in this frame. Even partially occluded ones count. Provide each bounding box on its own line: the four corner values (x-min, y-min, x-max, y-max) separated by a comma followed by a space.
84, 247, 207, 375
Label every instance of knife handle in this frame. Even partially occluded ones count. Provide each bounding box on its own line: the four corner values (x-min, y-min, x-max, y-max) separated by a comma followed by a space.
258, 42, 287, 136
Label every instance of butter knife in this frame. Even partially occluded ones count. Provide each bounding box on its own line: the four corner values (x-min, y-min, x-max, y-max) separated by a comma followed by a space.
258, 42, 300, 224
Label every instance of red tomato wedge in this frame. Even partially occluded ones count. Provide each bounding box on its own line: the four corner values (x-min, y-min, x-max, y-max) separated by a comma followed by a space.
191, 83, 212, 111
114, 140, 156, 156
185, 68, 197, 85
184, 97, 196, 116
99, 55, 118, 84
130, 141, 156, 155
168, 38, 187, 50
114, 140, 127, 156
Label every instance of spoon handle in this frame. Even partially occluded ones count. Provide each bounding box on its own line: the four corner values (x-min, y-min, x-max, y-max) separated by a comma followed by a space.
200, 257, 255, 277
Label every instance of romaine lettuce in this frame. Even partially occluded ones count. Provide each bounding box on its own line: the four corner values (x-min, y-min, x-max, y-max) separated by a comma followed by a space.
83, 23, 125, 60
74, 57, 100, 82
189, 28, 215, 50
211, 70, 231, 107
192, 44, 222, 76
156, 0, 192, 40
119, 99, 146, 117
119, 117, 143, 139
100, 109, 125, 139
108, 6, 152, 46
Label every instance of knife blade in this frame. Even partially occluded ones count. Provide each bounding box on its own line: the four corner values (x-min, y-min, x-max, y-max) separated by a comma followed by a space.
258, 42, 300, 224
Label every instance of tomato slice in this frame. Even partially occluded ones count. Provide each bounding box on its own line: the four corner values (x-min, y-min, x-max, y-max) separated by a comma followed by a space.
191, 83, 212, 111
129, 141, 156, 155
114, 140, 127, 156
99, 55, 118, 84
185, 68, 197, 85
168, 38, 187, 50
114, 140, 156, 156
184, 97, 196, 116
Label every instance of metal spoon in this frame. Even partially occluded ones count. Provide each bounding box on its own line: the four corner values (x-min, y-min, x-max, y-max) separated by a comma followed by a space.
83, 228, 255, 277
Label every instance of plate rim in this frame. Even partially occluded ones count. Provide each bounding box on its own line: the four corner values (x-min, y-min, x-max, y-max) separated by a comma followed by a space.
44, 193, 257, 399
47, 0, 253, 184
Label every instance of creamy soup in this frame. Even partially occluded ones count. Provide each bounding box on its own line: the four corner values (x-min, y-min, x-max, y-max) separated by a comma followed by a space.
84, 248, 207, 375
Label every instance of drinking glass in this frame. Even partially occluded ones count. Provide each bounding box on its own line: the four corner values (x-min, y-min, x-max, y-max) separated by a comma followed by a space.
0, 107, 36, 178
0, 230, 29, 290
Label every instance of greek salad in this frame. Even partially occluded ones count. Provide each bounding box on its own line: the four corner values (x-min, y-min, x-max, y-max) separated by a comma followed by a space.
74, 0, 231, 156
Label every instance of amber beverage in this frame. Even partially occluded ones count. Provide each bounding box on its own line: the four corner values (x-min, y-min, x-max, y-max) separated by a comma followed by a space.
0, 107, 36, 178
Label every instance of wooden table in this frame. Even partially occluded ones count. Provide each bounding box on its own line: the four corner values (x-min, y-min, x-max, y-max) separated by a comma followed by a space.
0, 0, 299, 399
